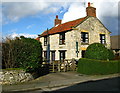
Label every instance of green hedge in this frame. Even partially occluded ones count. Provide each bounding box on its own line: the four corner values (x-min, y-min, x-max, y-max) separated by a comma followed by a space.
77, 58, 120, 75
84, 43, 114, 60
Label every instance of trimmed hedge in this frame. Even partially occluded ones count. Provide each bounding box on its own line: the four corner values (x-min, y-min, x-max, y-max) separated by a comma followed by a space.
84, 43, 114, 60
77, 58, 120, 75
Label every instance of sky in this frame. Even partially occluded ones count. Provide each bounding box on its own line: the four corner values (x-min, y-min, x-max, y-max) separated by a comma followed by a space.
1, 0, 119, 39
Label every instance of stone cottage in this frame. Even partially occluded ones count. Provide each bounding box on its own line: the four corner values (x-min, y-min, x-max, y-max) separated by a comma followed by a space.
37, 2, 111, 61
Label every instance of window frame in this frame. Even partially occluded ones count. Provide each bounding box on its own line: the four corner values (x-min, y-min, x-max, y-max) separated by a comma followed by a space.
44, 51, 47, 59
51, 51, 55, 61
81, 32, 89, 44
59, 33, 65, 45
59, 50, 66, 61
100, 34, 106, 44
44, 36, 47, 46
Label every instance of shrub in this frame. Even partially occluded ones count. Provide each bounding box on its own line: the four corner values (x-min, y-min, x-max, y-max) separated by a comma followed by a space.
84, 43, 114, 60
77, 58, 120, 75
2, 36, 43, 72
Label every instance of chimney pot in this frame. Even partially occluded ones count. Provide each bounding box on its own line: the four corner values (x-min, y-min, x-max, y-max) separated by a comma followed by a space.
88, 2, 90, 7
54, 15, 62, 26
56, 15, 58, 18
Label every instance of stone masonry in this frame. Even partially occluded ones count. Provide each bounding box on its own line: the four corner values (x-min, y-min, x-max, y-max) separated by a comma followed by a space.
0, 69, 33, 85
40, 17, 111, 60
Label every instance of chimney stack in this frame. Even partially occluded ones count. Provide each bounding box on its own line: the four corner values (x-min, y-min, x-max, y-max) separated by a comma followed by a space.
54, 15, 62, 26
86, 2, 96, 17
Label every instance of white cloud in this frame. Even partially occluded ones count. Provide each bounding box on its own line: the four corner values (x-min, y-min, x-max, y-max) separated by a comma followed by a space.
2, 2, 64, 23
2, 0, 119, 24
62, 2, 86, 23
26, 24, 34, 29
62, 0, 119, 23
10, 33, 37, 38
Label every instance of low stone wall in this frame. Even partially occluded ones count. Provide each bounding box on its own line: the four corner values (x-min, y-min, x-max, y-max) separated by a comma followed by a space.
0, 69, 34, 85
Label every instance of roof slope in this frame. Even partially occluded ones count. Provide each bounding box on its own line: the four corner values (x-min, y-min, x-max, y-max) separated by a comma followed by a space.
40, 16, 87, 37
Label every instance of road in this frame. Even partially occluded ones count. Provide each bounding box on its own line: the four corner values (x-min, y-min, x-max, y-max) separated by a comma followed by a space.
5, 77, 119, 93
53, 77, 120, 92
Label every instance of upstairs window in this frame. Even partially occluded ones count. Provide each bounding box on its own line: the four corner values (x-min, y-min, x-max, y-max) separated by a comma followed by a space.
59, 33, 65, 45
81, 32, 89, 44
44, 36, 47, 46
100, 34, 106, 44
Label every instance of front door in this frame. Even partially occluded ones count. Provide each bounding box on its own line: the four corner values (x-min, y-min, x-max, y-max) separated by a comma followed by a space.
81, 50, 86, 58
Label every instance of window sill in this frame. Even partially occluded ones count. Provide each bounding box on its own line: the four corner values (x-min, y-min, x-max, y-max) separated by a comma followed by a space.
81, 43, 89, 45
59, 44, 65, 45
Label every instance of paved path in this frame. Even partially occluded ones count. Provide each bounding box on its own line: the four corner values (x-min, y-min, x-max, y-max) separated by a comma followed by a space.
1, 72, 120, 93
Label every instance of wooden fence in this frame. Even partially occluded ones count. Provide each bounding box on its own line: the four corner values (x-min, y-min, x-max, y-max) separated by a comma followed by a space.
44, 59, 77, 72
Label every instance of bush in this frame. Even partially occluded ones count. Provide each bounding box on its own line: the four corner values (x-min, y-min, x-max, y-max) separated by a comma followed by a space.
2, 36, 43, 72
77, 58, 120, 75
84, 43, 114, 60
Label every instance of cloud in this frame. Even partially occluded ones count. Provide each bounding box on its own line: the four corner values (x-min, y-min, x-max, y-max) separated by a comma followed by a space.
62, 2, 86, 23
26, 24, 34, 29
2, 2, 65, 23
2, 0, 119, 24
62, 0, 119, 23
10, 33, 37, 39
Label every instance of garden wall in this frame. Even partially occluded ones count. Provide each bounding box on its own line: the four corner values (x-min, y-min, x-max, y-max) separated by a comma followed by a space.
0, 69, 33, 85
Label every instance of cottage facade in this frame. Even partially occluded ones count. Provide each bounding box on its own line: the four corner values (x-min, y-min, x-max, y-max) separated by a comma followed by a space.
38, 2, 111, 61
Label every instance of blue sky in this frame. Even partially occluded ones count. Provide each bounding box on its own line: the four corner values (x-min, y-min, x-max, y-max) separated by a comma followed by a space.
1, 0, 119, 39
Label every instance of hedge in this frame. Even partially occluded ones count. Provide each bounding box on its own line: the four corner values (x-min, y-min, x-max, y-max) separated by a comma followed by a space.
84, 43, 114, 60
77, 58, 120, 75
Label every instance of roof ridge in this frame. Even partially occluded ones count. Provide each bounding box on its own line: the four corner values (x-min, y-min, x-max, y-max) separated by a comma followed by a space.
40, 16, 89, 37
61, 16, 87, 25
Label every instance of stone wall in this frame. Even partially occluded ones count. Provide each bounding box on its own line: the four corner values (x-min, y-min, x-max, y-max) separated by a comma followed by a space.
0, 69, 33, 85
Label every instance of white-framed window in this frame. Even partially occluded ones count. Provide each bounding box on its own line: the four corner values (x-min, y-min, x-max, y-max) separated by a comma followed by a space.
100, 34, 106, 44
44, 36, 47, 46
59, 33, 65, 45
81, 32, 89, 44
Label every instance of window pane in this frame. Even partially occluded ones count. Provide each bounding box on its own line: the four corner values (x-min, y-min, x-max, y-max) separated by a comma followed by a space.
51, 51, 55, 61
85, 33, 88, 38
60, 51, 66, 61
60, 40, 62, 44
102, 35, 105, 39
60, 34, 62, 39
100, 34, 106, 44
85, 39, 88, 43
59, 33, 65, 45
44, 37, 47, 46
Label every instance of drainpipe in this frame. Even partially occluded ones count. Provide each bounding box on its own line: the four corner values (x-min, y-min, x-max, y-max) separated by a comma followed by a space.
46, 28, 50, 63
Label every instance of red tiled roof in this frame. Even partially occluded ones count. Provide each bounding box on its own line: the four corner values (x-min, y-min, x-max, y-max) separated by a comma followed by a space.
40, 16, 88, 37
35, 37, 40, 41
